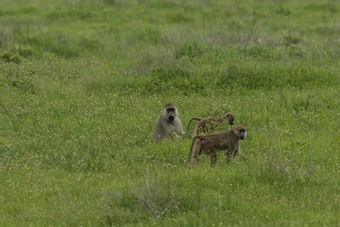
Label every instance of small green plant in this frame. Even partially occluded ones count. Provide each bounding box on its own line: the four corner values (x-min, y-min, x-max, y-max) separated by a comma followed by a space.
101, 177, 185, 225
11, 44, 33, 57
276, 4, 291, 15
22, 33, 79, 58
175, 41, 207, 59
283, 35, 302, 46
1, 52, 21, 64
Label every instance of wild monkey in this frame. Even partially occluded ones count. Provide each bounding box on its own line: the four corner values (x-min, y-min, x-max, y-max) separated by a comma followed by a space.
186, 113, 235, 135
187, 125, 247, 167
153, 103, 189, 142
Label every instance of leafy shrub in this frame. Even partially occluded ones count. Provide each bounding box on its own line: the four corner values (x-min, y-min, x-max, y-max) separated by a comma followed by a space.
247, 45, 271, 59
216, 63, 334, 89
133, 68, 206, 95
46, 9, 94, 21
2, 68, 37, 93
109, 60, 336, 95
283, 35, 302, 46
150, 1, 178, 9
1, 51, 21, 64
276, 4, 291, 15
22, 33, 79, 58
131, 26, 162, 44
168, 12, 191, 24
101, 177, 186, 225
13, 44, 33, 57
175, 41, 207, 59
78, 36, 104, 52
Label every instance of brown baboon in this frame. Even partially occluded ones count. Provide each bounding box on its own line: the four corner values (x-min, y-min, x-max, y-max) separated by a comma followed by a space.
186, 113, 235, 135
187, 125, 247, 167
153, 103, 190, 142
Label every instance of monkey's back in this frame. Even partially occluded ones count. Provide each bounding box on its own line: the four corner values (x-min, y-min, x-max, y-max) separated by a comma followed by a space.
204, 130, 237, 150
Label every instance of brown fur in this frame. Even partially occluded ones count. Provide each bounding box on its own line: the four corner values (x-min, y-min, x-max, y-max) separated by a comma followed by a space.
186, 113, 235, 135
187, 125, 246, 167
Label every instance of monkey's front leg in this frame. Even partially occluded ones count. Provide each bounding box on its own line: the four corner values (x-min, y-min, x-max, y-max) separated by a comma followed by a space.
233, 144, 247, 160
225, 146, 234, 163
168, 131, 186, 140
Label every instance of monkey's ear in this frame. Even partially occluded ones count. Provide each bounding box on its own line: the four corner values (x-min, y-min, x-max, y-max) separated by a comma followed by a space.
232, 128, 239, 136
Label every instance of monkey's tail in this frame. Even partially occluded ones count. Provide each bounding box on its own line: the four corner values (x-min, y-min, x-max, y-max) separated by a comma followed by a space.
187, 135, 201, 163
186, 117, 203, 135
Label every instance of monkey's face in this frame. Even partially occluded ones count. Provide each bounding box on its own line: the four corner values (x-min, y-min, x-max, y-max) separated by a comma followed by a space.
238, 130, 247, 140
228, 119, 234, 125
167, 108, 176, 122
226, 113, 235, 125
234, 126, 246, 140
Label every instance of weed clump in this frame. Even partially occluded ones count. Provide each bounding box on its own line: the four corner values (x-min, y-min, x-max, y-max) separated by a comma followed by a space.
101, 177, 186, 225
176, 41, 207, 59
1, 51, 21, 64
133, 68, 206, 95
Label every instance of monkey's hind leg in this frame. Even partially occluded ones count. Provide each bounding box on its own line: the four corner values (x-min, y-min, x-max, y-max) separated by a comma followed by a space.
189, 141, 202, 168
209, 147, 217, 166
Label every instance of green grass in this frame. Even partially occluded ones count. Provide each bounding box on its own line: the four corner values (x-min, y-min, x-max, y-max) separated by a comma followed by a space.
0, 0, 339, 226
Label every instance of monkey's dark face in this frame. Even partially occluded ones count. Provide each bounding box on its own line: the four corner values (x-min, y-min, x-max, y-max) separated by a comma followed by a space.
167, 108, 176, 122
238, 130, 247, 140
233, 126, 246, 140
226, 113, 235, 125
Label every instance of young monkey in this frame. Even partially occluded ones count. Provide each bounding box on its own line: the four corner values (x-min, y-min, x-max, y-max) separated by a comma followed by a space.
186, 113, 235, 135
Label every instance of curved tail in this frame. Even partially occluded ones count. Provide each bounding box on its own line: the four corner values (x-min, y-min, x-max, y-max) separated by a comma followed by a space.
186, 117, 203, 135
187, 135, 201, 163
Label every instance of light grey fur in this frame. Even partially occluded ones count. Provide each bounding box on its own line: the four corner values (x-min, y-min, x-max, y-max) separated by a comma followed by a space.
153, 103, 186, 142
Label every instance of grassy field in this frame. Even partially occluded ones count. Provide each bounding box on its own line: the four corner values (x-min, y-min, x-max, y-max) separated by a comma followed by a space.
0, 0, 339, 225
